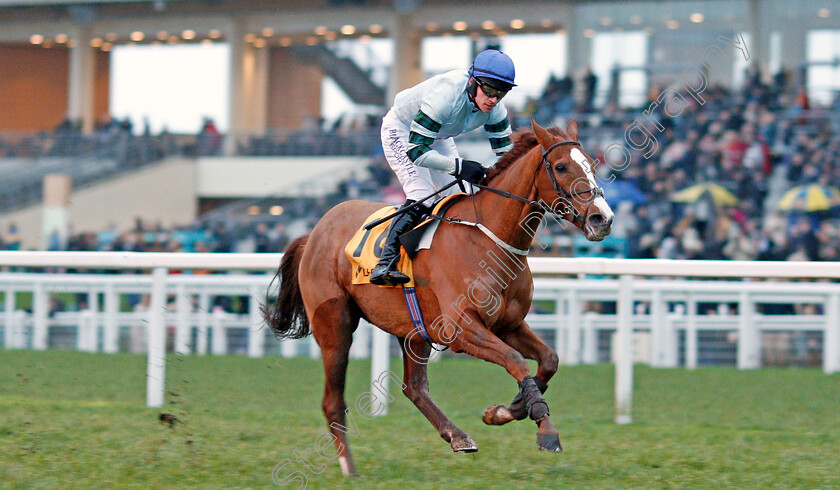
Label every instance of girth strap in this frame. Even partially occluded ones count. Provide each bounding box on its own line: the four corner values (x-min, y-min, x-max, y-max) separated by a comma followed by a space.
442, 218, 530, 256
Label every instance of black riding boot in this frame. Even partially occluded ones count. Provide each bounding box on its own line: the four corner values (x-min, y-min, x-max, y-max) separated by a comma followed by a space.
370, 200, 426, 286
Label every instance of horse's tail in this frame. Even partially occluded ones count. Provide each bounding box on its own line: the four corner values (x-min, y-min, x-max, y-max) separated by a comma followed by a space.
262, 234, 311, 339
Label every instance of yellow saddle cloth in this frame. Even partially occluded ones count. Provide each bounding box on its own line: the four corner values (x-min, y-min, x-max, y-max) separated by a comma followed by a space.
345, 206, 414, 287
344, 194, 464, 287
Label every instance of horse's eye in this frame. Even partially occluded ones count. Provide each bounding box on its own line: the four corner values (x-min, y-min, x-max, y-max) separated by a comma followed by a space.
554, 163, 566, 173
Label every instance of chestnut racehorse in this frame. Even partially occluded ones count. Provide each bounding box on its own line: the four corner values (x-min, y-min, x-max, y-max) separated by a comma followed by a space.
263, 119, 613, 476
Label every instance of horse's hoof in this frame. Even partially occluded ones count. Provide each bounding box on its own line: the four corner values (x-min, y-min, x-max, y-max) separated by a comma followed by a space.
482, 405, 515, 426
451, 434, 478, 453
537, 432, 563, 453
339, 455, 358, 476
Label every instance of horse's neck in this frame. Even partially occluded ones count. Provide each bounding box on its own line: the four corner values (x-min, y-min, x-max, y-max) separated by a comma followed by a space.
476, 149, 544, 252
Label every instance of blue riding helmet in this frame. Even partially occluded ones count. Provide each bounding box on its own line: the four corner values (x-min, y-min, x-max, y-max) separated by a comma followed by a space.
469, 48, 517, 90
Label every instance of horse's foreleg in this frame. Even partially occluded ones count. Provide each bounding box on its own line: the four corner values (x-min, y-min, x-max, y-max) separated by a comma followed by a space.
451, 323, 562, 453
483, 322, 559, 426
398, 337, 477, 453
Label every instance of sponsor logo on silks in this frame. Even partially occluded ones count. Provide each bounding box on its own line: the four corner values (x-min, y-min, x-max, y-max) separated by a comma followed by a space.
354, 265, 372, 280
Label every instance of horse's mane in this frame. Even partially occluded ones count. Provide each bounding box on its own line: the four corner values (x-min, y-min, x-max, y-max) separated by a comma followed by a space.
486, 126, 569, 182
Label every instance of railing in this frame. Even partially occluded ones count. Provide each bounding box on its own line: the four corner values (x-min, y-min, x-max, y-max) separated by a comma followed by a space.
3, 273, 834, 368
0, 252, 839, 424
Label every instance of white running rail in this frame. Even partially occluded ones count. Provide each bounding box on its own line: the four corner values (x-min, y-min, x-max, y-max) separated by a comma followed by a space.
0, 252, 838, 425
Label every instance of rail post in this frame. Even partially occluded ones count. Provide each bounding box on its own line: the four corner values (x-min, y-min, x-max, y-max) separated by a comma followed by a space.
77, 309, 96, 352
32, 283, 48, 350
211, 308, 227, 355
349, 320, 372, 359
103, 284, 119, 353
370, 326, 391, 416
686, 293, 698, 369
4, 286, 15, 348
565, 289, 582, 365
737, 291, 760, 369
175, 284, 191, 355
146, 267, 168, 408
650, 288, 666, 367
248, 284, 265, 358
825, 292, 840, 374
582, 311, 598, 364
615, 274, 634, 424
196, 291, 210, 355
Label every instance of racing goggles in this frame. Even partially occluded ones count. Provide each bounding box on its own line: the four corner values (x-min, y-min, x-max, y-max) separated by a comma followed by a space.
475, 78, 509, 100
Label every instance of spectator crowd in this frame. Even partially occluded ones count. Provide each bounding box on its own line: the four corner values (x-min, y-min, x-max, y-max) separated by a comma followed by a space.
2, 66, 840, 264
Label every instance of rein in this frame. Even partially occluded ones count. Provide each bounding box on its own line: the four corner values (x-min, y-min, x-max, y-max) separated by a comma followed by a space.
473, 139, 604, 225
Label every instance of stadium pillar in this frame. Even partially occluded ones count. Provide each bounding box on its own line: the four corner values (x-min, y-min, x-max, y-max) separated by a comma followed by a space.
68, 25, 96, 134
779, 24, 806, 89
565, 4, 592, 82
226, 19, 270, 155
42, 174, 71, 251
747, 0, 770, 82
387, 13, 423, 104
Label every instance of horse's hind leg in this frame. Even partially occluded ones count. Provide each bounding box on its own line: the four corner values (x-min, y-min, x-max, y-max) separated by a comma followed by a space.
311, 299, 360, 476
398, 337, 478, 453
483, 321, 559, 426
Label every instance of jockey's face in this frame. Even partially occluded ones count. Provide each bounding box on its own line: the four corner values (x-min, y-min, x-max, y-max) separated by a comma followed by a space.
472, 77, 505, 113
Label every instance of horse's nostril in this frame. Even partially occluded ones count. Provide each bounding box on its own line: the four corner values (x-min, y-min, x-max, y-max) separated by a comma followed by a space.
587, 213, 604, 228
587, 213, 614, 231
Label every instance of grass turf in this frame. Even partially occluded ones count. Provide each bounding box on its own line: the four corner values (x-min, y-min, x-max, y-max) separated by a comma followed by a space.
1, 350, 838, 488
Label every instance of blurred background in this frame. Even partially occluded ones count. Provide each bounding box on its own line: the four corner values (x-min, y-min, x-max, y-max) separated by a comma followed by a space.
0, 0, 839, 266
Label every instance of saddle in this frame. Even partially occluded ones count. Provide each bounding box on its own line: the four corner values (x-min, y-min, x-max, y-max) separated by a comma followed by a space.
344, 194, 465, 287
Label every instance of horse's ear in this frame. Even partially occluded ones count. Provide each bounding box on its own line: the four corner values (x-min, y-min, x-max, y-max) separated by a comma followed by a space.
531, 117, 553, 149
566, 120, 578, 140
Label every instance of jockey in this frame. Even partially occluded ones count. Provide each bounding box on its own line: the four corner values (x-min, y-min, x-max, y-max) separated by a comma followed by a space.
371, 48, 516, 286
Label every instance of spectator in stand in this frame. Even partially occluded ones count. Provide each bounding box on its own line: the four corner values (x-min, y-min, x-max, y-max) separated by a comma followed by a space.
198, 117, 222, 155
5, 223, 21, 250
581, 67, 598, 112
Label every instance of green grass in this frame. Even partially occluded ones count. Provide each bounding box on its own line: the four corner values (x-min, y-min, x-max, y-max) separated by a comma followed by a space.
1, 350, 839, 488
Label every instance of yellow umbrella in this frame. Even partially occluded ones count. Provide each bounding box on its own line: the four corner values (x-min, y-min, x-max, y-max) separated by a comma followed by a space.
777, 183, 840, 212
672, 183, 739, 206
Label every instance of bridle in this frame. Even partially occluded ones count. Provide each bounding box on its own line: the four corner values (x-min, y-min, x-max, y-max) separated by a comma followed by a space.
538, 140, 604, 225
473, 139, 604, 225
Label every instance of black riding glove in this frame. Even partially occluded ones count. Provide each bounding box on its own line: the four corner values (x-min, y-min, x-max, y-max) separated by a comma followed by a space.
454, 159, 486, 185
